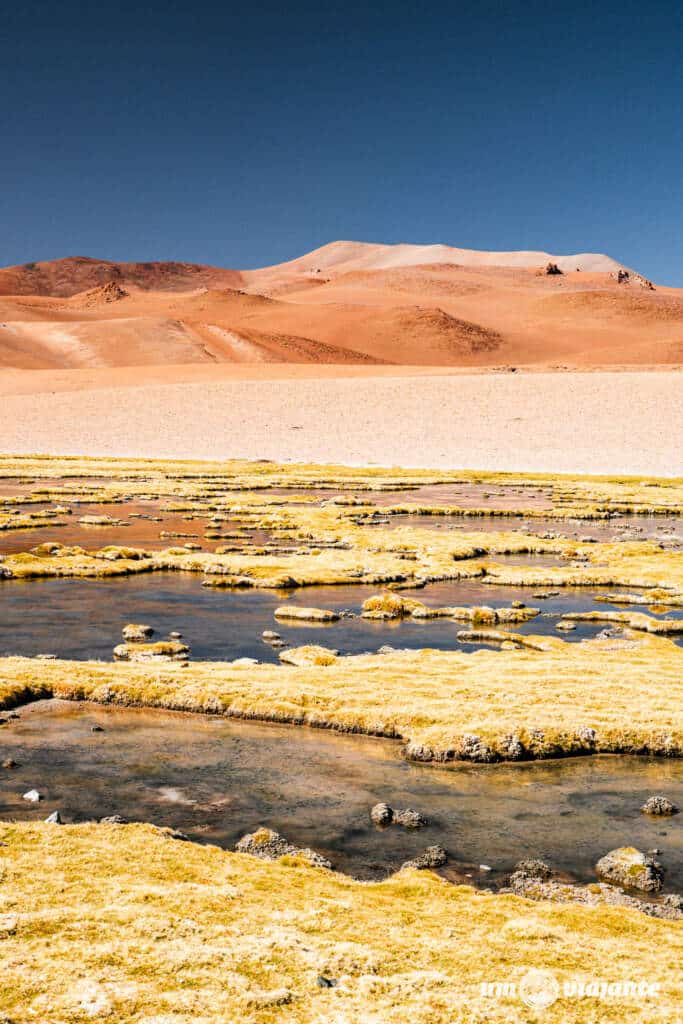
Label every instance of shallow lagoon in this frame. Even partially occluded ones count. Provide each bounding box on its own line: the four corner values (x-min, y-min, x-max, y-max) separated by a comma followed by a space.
3, 573, 681, 661
1, 700, 681, 890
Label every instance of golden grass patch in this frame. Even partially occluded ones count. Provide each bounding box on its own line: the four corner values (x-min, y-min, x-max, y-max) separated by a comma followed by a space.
0, 822, 680, 1023
1, 632, 681, 761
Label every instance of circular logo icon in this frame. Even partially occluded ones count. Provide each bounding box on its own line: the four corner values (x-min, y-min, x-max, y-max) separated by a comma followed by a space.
519, 969, 560, 1010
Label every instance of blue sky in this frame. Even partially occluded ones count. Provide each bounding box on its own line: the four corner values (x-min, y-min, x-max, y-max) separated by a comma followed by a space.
2, 0, 682, 283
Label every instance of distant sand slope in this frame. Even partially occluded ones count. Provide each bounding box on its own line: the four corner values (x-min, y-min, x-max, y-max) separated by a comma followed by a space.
0, 240, 680, 370
0, 318, 211, 369
246, 239, 630, 281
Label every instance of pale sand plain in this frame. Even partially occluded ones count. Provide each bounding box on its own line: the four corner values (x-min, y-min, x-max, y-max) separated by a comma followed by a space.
2, 365, 681, 475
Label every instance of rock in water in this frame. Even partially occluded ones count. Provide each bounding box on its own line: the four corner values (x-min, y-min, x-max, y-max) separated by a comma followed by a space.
393, 807, 428, 829
370, 802, 427, 828
122, 623, 154, 641
44, 811, 62, 824
641, 795, 679, 816
595, 847, 664, 893
370, 802, 394, 825
22, 789, 42, 803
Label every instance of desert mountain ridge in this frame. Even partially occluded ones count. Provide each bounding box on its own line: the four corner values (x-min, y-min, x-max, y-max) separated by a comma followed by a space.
0, 239, 680, 371
0, 240, 633, 298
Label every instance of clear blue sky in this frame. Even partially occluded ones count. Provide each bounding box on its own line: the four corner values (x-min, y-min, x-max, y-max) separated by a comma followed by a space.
2, 0, 682, 283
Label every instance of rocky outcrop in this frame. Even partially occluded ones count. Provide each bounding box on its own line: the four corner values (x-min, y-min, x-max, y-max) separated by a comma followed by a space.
506, 868, 681, 921
614, 269, 655, 289
235, 827, 332, 869
78, 281, 130, 306
595, 847, 664, 893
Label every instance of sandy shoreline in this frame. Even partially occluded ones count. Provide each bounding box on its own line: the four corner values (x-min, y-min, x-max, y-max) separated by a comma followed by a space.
3, 368, 682, 475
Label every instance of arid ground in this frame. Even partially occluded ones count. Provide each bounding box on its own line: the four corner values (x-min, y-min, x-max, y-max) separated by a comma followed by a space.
0, 365, 680, 474
2, 240, 681, 475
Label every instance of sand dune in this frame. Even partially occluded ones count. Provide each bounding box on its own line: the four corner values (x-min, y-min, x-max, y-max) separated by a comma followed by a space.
244, 239, 630, 282
0, 240, 679, 370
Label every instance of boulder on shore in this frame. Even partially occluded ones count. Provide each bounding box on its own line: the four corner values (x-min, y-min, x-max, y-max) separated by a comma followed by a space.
595, 846, 664, 893
235, 827, 332, 869
401, 845, 447, 870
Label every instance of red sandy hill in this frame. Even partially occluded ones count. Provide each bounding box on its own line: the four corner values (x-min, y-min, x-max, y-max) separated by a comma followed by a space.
0, 241, 681, 369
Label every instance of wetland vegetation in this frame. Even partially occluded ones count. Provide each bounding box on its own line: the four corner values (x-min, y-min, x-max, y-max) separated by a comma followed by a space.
0, 455, 682, 1021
